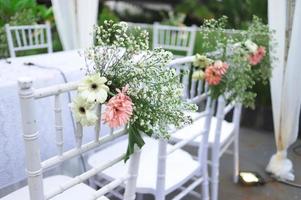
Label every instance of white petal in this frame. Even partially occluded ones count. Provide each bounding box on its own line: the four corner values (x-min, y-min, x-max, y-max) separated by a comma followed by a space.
96, 90, 108, 103
98, 77, 107, 84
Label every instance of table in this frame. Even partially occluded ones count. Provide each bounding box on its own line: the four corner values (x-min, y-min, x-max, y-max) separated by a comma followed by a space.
0, 50, 108, 192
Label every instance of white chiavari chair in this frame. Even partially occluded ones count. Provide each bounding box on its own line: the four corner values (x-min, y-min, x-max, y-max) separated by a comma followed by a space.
210, 97, 241, 200
5, 23, 53, 58
127, 22, 153, 31
87, 57, 213, 200
169, 56, 243, 200
2, 78, 141, 200
153, 23, 197, 57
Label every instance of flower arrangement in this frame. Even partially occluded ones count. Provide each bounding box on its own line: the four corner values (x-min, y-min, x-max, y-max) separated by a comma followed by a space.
71, 20, 195, 161
192, 16, 272, 108
243, 40, 266, 66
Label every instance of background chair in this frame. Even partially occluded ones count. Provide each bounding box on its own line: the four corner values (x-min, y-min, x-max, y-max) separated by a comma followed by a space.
168, 55, 242, 200
5, 23, 53, 58
171, 96, 242, 200
153, 23, 197, 57
210, 97, 242, 200
88, 56, 213, 200
2, 78, 141, 200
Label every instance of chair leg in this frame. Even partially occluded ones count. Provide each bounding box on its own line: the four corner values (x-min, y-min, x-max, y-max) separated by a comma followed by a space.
200, 141, 209, 200
210, 96, 225, 200
88, 176, 97, 189
211, 158, 220, 200
155, 139, 167, 200
233, 103, 242, 183
136, 193, 144, 200
202, 163, 210, 200
233, 134, 239, 183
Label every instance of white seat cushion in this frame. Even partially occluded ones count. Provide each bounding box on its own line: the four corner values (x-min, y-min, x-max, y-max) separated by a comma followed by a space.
171, 112, 235, 146
88, 137, 200, 195
2, 175, 109, 200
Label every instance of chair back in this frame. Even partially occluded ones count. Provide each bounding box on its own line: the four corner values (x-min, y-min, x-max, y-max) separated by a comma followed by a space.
168, 56, 208, 101
153, 23, 197, 56
212, 96, 242, 160
154, 56, 213, 200
18, 78, 140, 200
5, 23, 53, 58
127, 22, 152, 31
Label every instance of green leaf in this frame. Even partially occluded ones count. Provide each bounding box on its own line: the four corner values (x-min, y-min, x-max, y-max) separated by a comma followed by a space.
124, 124, 145, 162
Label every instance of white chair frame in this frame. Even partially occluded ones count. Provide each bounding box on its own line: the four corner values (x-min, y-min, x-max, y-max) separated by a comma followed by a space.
5, 23, 53, 58
87, 56, 213, 200
155, 57, 214, 200
15, 78, 140, 200
169, 56, 242, 200
209, 96, 242, 200
153, 23, 197, 56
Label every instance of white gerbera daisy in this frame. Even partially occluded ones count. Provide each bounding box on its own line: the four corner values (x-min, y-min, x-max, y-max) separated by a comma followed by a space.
192, 70, 205, 80
244, 39, 258, 53
193, 54, 213, 68
70, 95, 98, 126
78, 74, 109, 103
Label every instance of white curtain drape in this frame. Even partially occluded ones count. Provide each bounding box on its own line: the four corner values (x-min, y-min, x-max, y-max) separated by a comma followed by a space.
51, 0, 99, 50
267, 0, 301, 181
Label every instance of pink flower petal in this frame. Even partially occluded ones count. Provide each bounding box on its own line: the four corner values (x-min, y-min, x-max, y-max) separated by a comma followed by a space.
103, 86, 133, 128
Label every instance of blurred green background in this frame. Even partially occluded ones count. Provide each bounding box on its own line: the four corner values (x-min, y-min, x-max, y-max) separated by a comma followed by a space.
0, 0, 268, 58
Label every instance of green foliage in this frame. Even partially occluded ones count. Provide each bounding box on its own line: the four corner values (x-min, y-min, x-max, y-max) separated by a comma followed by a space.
174, 0, 267, 28
98, 5, 120, 25
244, 16, 273, 106
0, 0, 52, 26
219, 49, 257, 107
161, 11, 186, 26
0, 0, 55, 58
175, 0, 214, 22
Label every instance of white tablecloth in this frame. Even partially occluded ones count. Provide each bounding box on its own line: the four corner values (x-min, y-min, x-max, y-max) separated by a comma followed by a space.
0, 51, 107, 191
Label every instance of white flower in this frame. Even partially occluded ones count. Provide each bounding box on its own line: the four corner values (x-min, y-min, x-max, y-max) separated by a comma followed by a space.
233, 42, 242, 48
192, 70, 205, 80
78, 74, 109, 103
119, 21, 128, 31
193, 54, 213, 68
244, 39, 258, 53
70, 95, 98, 126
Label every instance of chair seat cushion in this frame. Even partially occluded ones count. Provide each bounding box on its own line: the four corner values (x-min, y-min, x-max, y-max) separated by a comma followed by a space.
2, 175, 109, 200
87, 137, 200, 195
171, 112, 235, 146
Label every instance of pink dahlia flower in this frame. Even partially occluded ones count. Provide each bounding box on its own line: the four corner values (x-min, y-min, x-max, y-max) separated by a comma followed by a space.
205, 65, 222, 85
213, 60, 229, 75
103, 85, 133, 128
204, 60, 228, 85
257, 46, 266, 58
249, 46, 266, 65
249, 54, 260, 65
